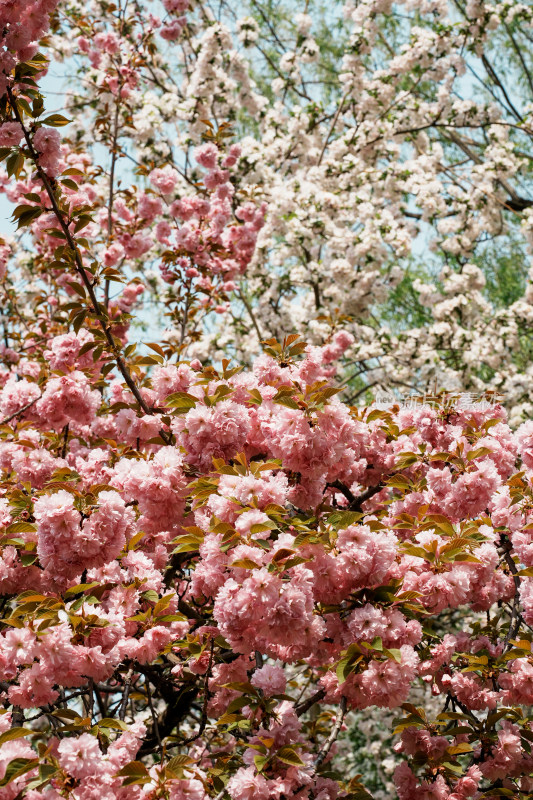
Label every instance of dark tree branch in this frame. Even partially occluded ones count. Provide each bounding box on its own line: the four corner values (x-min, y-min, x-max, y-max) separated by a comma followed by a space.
295, 688, 326, 717
328, 480, 384, 512
136, 664, 200, 757
6, 87, 171, 445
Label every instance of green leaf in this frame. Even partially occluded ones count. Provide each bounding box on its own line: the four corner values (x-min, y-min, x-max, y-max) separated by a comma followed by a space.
72, 310, 87, 334
276, 746, 304, 767
165, 391, 197, 410
0, 728, 33, 747
96, 718, 128, 730
66, 281, 87, 299
518, 567, 533, 577
74, 215, 94, 232
172, 534, 203, 554
42, 114, 71, 127
136, 355, 163, 366
221, 681, 255, 693
451, 553, 480, 563
6, 522, 37, 535
254, 754, 270, 772
336, 649, 363, 683
141, 589, 159, 603
60, 178, 80, 191
230, 558, 260, 569
226, 696, 250, 714
15, 208, 41, 229
247, 388, 262, 405
0, 757, 39, 787
447, 742, 473, 755
385, 648, 402, 663
272, 394, 299, 410
466, 447, 493, 460
16, 97, 33, 116
20, 551, 38, 566
166, 755, 194, 773
145, 342, 165, 356
327, 510, 362, 528
425, 514, 455, 537
115, 761, 149, 778
52, 709, 83, 721
441, 761, 463, 776
6, 151, 25, 179
400, 703, 426, 719
249, 521, 277, 535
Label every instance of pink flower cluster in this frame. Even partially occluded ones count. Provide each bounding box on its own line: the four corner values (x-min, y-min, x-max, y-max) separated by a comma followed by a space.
34, 489, 133, 581
33, 126, 62, 176
159, 0, 189, 41
1, 309, 533, 797
0, 0, 60, 97
150, 142, 266, 291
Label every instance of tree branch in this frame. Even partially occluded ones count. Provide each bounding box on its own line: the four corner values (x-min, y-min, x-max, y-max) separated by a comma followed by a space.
6, 87, 170, 444
315, 696, 347, 768
295, 688, 326, 717
328, 480, 384, 512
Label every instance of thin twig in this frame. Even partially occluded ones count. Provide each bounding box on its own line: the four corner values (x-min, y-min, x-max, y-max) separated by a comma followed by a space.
179, 639, 214, 746
60, 423, 69, 459
328, 480, 384, 512
237, 289, 263, 343
500, 537, 523, 650
295, 688, 326, 717
6, 87, 170, 444
315, 696, 347, 768
145, 677, 162, 755
0, 396, 38, 426
119, 667, 134, 721
104, 90, 122, 307
317, 90, 349, 166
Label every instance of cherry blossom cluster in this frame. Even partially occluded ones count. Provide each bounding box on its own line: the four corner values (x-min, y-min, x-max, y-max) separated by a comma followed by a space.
1, 311, 533, 798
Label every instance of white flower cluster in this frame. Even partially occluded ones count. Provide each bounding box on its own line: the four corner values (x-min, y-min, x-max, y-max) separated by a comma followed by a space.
42, 0, 533, 427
